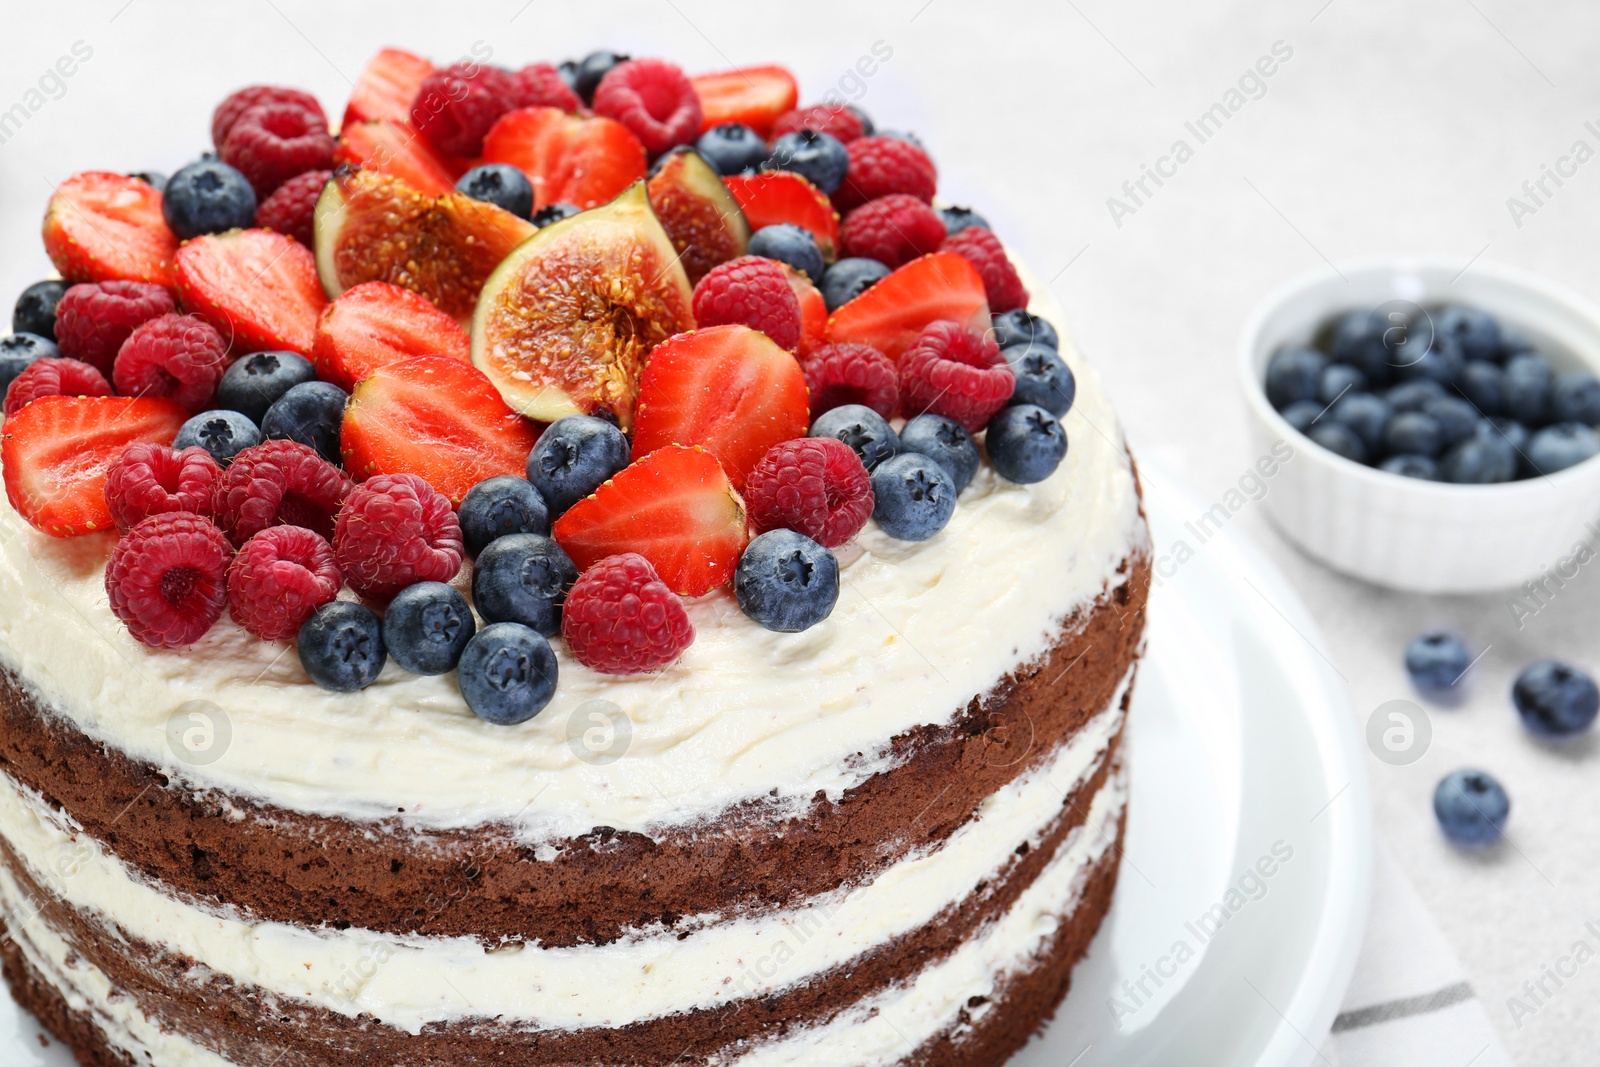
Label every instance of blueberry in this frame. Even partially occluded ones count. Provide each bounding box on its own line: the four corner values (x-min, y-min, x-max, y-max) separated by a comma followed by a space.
129, 170, 168, 192
992, 309, 1058, 352
871, 453, 957, 540
298, 602, 386, 692
1318, 363, 1366, 405
695, 123, 769, 175
0, 333, 59, 392
1433, 769, 1509, 849
765, 130, 849, 194
1421, 395, 1479, 449
162, 159, 256, 240
1395, 334, 1464, 388
526, 415, 630, 514
749, 223, 825, 283
987, 404, 1069, 484
382, 582, 476, 676
216, 351, 316, 424
1265, 346, 1327, 410
1496, 330, 1537, 363
1280, 399, 1324, 434
1457, 360, 1506, 416
456, 163, 534, 219
1504, 353, 1553, 425
1307, 422, 1368, 463
574, 50, 629, 105
1526, 422, 1600, 474
811, 404, 900, 471
1327, 309, 1394, 386
1405, 630, 1470, 690
459, 476, 550, 557
1513, 660, 1600, 737
734, 530, 840, 632
557, 59, 580, 92
457, 622, 559, 726
530, 203, 582, 228
899, 414, 980, 493
1481, 417, 1531, 455
471, 533, 577, 636
848, 105, 876, 135
1552, 370, 1600, 425
820, 257, 891, 312
1383, 411, 1443, 458
1329, 392, 1391, 454
174, 409, 261, 465
261, 381, 348, 464
939, 206, 989, 235
1003, 342, 1075, 417
1379, 454, 1439, 479
13, 280, 68, 341
1386, 379, 1447, 413
1440, 435, 1517, 483
1435, 305, 1501, 362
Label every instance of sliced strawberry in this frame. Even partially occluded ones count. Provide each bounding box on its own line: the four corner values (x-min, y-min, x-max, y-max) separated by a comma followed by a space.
690, 65, 799, 137
826, 252, 991, 362
335, 120, 458, 197
343, 47, 435, 128
2, 396, 188, 537
42, 172, 179, 290
631, 325, 810, 489
341, 354, 540, 506
175, 229, 328, 355
553, 445, 747, 597
786, 267, 827, 357
312, 281, 470, 391
482, 107, 647, 210
722, 172, 839, 260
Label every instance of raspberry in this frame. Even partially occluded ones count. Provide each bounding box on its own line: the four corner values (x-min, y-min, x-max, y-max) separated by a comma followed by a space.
255, 168, 332, 247
561, 552, 694, 674
899, 321, 1016, 433
744, 437, 874, 548
771, 104, 866, 144
333, 473, 464, 602
4, 359, 111, 417
942, 227, 1028, 314
227, 526, 341, 640
833, 136, 938, 211
105, 512, 235, 649
840, 195, 947, 268
220, 103, 336, 199
413, 62, 515, 157
510, 63, 582, 113
691, 256, 802, 351
591, 58, 702, 157
212, 85, 325, 149
801, 343, 898, 420
53, 281, 176, 376
105, 442, 221, 533
210, 440, 353, 546
112, 313, 230, 412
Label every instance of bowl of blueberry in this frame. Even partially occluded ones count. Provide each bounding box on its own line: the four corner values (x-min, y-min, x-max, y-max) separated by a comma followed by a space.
1241, 258, 1600, 593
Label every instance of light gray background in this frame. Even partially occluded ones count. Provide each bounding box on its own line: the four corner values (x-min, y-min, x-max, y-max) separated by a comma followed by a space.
2, 2, 1596, 1063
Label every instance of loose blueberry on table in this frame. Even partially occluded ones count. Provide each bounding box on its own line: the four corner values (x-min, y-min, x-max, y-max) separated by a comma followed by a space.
1404, 630, 1470, 691
1433, 769, 1510, 849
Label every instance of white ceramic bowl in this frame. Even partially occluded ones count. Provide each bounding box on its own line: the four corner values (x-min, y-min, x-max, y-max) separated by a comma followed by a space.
1240, 258, 1600, 594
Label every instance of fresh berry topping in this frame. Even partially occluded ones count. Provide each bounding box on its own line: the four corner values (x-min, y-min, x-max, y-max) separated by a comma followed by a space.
939, 206, 990, 235
573, 50, 631, 106
458, 622, 560, 724
104, 442, 220, 532
13, 280, 69, 341
531, 202, 582, 227
833, 136, 938, 212
987, 404, 1069, 484
53, 280, 177, 376
553, 445, 748, 597
43, 172, 179, 288
1004, 341, 1076, 417
787, 267, 828, 357
333, 472, 464, 601
298, 601, 386, 692
174, 409, 261, 465
414, 62, 515, 157
820, 257, 891, 312
112, 313, 230, 412
750, 224, 825, 283
898, 321, 1014, 432
811, 404, 900, 471
334, 120, 458, 198
991, 309, 1059, 351
592, 58, 703, 157
941, 226, 1027, 313
210, 439, 353, 545
526, 415, 631, 515
382, 581, 477, 675
212, 85, 325, 149
459, 476, 550, 558
689, 65, 798, 138
692, 257, 803, 352
631, 325, 811, 488
105, 512, 234, 649
1433, 769, 1509, 849
722, 171, 839, 259
840, 194, 947, 268
220, 103, 336, 199
0, 335, 58, 393
647, 147, 753, 286
471, 533, 577, 635
1527, 423, 1600, 474
870, 452, 956, 541
456, 163, 535, 219
342, 48, 434, 128
744, 437, 873, 548
162, 160, 258, 240
255, 168, 332, 246
1513, 660, 1599, 737
509, 63, 583, 113
899, 414, 981, 493
226, 526, 341, 641
4, 359, 111, 417
312, 281, 471, 392
769, 130, 850, 197
216, 350, 317, 424
735, 529, 840, 633
1404, 631, 1470, 691
771, 104, 866, 144
482, 107, 649, 211
802, 342, 897, 420
825, 252, 991, 361
694, 123, 769, 176
561, 552, 695, 674
175, 228, 328, 355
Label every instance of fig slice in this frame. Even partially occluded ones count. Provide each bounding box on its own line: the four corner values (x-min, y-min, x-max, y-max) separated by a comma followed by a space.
471, 181, 695, 429
647, 148, 750, 285
313, 167, 535, 323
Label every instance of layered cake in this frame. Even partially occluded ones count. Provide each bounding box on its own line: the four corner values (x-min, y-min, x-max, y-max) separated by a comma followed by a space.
0, 46, 1150, 1066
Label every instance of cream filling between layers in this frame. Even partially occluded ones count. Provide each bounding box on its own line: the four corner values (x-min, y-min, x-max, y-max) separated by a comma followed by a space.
0, 677, 1126, 1034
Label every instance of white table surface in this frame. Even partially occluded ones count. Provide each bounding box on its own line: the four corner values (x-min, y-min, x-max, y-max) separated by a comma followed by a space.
2, 2, 1596, 1064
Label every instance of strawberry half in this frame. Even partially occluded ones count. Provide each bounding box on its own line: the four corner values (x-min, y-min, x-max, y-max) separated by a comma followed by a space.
175, 229, 328, 355
631, 325, 810, 490
2, 396, 188, 536
341, 354, 540, 506
553, 445, 748, 597
786, 267, 827, 357
335, 120, 458, 197
690, 65, 799, 137
343, 47, 435, 128
482, 107, 648, 210
723, 172, 839, 260
312, 281, 470, 391
826, 252, 991, 362
43, 172, 179, 290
